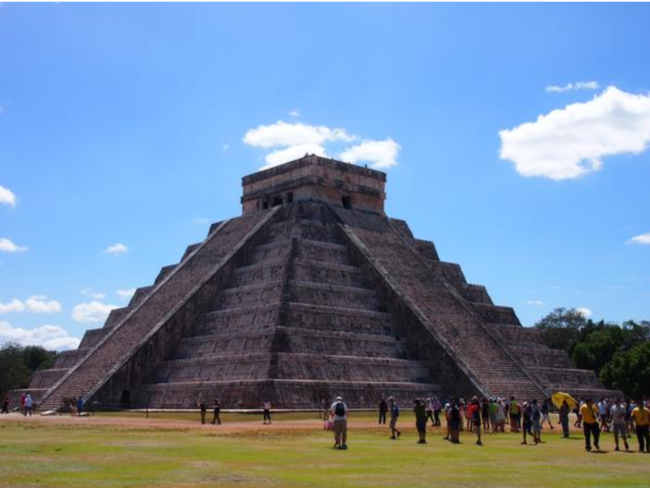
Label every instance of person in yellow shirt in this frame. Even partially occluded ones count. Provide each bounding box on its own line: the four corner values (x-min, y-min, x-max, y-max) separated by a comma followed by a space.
631, 400, 650, 453
579, 398, 600, 452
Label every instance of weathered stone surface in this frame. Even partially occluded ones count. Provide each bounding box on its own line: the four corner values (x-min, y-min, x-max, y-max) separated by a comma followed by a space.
25, 155, 613, 409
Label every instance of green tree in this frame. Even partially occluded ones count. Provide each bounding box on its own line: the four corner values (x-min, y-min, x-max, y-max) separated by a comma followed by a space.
0, 343, 31, 398
600, 342, 650, 399
534, 307, 588, 350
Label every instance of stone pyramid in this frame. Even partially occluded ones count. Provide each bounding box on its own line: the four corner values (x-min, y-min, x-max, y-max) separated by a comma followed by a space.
25, 155, 611, 409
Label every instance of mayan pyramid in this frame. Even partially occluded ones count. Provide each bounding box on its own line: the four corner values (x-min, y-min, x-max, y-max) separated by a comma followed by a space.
24, 155, 611, 409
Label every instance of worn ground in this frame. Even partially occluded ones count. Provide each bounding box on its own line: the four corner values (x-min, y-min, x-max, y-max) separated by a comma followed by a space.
1, 411, 649, 488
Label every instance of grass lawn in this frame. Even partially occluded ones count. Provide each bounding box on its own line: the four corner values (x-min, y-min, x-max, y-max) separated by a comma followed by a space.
1, 412, 649, 488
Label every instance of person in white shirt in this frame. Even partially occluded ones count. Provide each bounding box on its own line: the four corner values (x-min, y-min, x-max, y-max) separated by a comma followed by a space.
329, 396, 349, 450
610, 398, 630, 451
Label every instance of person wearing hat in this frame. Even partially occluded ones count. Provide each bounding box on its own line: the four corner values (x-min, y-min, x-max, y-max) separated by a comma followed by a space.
329, 396, 349, 450
580, 397, 601, 451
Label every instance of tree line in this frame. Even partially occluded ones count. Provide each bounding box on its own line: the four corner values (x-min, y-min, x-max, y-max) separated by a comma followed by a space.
534, 307, 650, 399
0, 343, 57, 399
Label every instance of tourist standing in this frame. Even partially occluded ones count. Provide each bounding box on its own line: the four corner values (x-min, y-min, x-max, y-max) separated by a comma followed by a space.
425, 397, 435, 427
433, 396, 442, 426
414, 399, 427, 444
1, 396, 9, 414
389, 397, 401, 439
24, 394, 33, 416
378, 398, 388, 425
530, 399, 542, 444
541, 398, 553, 430
198, 396, 207, 425
70, 397, 77, 417
580, 398, 600, 452
212, 399, 221, 425
509, 396, 521, 433
559, 400, 570, 438
471, 397, 483, 445
610, 398, 630, 451
77, 397, 84, 416
521, 402, 532, 445
20, 392, 26, 416
495, 399, 506, 433
631, 400, 650, 453
329, 396, 348, 450
449, 399, 461, 444
598, 397, 610, 432
262, 399, 272, 424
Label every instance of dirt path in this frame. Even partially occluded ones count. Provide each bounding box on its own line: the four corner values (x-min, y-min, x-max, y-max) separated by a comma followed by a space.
0, 412, 391, 434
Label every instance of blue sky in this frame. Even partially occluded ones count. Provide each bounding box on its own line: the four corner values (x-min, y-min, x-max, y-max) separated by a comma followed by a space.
1, 3, 649, 350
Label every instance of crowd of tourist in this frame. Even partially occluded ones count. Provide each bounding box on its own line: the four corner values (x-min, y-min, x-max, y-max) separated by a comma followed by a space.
4, 390, 648, 455
325, 394, 650, 453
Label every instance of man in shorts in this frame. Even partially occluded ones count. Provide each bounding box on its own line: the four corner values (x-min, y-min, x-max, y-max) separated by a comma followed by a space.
330, 396, 349, 450
610, 398, 629, 451
414, 398, 427, 444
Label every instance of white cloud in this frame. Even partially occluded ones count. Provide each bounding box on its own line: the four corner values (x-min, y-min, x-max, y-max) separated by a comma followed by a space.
244, 120, 355, 149
339, 138, 401, 169
546, 81, 600, 93
0, 320, 81, 351
576, 307, 593, 318
0, 296, 62, 314
0, 185, 16, 207
105, 243, 128, 255
499, 87, 650, 180
80, 288, 107, 300
262, 143, 327, 170
192, 217, 210, 225
525, 300, 545, 306
0, 237, 27, 253
289, 109, 301, 118
72, 301, 118, 323
116, 288, 136, 300
627, 232, 650, 245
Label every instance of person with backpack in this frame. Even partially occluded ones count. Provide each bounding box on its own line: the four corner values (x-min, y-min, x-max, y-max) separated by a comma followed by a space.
329, 396, 348, 450
389, 397, 401, 440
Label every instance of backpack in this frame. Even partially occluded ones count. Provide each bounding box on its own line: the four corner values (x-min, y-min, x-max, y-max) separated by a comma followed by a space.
335, 402, 346, 417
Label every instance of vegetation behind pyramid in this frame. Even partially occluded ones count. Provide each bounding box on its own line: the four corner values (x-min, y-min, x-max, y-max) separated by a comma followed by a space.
25, 156, 611, 409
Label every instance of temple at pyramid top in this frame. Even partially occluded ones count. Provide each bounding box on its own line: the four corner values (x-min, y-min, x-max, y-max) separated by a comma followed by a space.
241, 154, 387, 215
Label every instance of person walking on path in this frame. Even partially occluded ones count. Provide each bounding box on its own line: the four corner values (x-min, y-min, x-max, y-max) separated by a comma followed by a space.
211, 399, 221, 425
559, 400, 571, 439
262, 400, 272, 425
198, 395, 207, 425
389, 397, 401, 440
580, 398, 601, 452
329, 396, 348, 450
378, 398, 388, 425
414, 399, 427, 444
610, 398, 630, 451
631, 400, 650, 453
1, 396, 9, 414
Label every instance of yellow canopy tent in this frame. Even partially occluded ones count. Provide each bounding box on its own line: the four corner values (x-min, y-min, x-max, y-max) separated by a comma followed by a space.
551, 392, 578, 410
